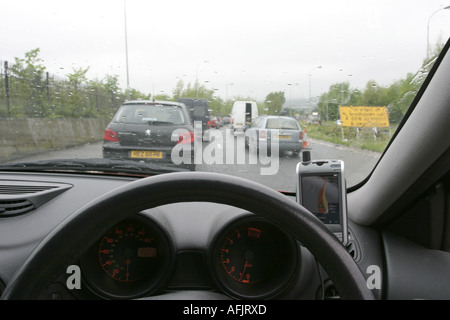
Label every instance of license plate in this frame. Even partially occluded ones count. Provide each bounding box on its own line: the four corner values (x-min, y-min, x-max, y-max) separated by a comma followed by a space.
276, 135, 290, 140
130, 150, 163, 159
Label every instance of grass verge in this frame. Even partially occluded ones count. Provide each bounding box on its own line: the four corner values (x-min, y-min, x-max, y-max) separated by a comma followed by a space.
301, 121, 395, 153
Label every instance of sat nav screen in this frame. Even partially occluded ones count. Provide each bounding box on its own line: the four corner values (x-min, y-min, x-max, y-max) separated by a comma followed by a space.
301, 174, 340, 224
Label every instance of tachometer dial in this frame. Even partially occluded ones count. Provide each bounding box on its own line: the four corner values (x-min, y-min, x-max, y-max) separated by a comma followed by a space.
98, 220, 159, 282
80, 216, 173, 299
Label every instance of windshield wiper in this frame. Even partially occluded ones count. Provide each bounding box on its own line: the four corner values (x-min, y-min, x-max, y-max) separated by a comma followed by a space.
0, 158, 189, 175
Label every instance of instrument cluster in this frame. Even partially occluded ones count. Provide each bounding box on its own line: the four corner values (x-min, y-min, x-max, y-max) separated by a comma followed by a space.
80, 213, 300, 299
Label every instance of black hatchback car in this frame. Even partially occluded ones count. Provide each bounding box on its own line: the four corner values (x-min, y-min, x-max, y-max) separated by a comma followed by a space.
102, 100, 195, 170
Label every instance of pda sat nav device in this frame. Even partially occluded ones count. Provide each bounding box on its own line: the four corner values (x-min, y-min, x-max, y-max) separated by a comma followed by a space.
296, 153, 348, 245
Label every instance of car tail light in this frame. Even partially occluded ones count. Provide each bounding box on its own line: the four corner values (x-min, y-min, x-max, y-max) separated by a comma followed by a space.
231, 118, 234, 124
177, 131, 194, 144
207, 121, 211, 129
299, 131, 303, 140
259, 130, 266, 139
104, 128, 119, 142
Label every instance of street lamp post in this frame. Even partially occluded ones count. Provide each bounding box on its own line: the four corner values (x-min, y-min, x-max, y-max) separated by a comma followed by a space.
286, 83, 299, 117
124, 0, 130, 99
427, 5, 450, 60
308, 66, 322, 105
196, 60, 209, 99
287, 83, 292, 117
225, 83, 233, 102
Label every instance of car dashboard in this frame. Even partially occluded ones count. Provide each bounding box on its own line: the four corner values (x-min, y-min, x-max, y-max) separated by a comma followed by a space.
0, 171, 382, 300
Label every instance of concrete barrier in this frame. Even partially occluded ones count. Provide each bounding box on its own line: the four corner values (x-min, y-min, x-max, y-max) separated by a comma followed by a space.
0, 118, 111, 162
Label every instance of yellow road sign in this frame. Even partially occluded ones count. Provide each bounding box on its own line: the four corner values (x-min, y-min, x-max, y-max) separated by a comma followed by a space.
339, 106, 389, 127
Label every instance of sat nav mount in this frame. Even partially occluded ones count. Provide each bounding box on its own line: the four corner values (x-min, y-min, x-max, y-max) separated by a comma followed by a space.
296, 150, 348, 246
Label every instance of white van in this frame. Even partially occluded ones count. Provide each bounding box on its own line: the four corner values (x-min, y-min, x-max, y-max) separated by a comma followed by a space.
230, 101, 258, 132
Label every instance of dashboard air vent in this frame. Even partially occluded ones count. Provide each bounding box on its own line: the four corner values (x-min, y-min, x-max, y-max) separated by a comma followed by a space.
0, 184, 58, 195
0, 180, 72, 217
0, 199, 35, 216
346, 228, 361, 262
346, 241, 358, 260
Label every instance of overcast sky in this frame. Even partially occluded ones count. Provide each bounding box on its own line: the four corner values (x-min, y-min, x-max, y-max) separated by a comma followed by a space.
1, 0, 449, 102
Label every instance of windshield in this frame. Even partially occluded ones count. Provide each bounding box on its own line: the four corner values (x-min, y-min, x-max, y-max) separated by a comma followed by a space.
1, 0, 449, 192
266, 118, 300, 130
113, 104, 186, 125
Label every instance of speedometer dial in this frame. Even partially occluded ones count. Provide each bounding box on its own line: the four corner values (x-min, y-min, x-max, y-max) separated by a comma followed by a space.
220, 226, 277, 284
98, 220, 158, 282
211, 217, 299, 299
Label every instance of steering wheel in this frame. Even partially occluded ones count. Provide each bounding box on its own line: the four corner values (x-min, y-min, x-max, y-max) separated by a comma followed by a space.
1, 172, 374, 300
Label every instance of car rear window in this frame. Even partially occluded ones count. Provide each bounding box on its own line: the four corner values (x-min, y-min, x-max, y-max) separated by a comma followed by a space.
266, 118, 299, 130
193, 106, 209, 118
114, 104, 185, 125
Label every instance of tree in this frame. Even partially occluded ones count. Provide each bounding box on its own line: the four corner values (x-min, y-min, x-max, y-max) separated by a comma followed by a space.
10, 48, 46, 78
153, 93, 171, 100
358, 80, 381, 106
125, 88, 151, 101
9, 48, 48, 117
317, 82, 351, 121
67, 67, 89, 91
264, 92, 285, 115
60, 67, 91, 117
172, 79, 184, 101
173, 80, 226, 115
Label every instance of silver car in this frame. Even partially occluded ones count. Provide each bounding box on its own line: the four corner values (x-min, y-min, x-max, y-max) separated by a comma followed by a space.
245, 116, 304, 156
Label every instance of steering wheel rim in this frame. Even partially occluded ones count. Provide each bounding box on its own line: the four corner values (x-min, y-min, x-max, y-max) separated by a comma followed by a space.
1, 171, 374, 300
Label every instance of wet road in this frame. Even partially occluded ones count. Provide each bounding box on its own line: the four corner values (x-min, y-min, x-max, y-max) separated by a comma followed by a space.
11, 127, 380, 192
195, 128, 380, 191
